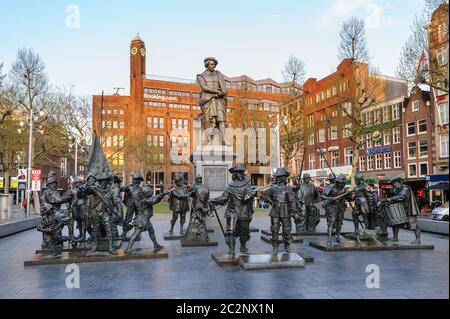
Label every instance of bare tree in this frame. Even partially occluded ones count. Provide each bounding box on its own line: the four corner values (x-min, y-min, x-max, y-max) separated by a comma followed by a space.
397, 2, 448, 93
338, 16, 370, 63
279, 56, 307, 171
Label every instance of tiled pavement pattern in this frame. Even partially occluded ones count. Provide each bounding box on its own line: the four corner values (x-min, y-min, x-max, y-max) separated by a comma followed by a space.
0, 212, 448, 299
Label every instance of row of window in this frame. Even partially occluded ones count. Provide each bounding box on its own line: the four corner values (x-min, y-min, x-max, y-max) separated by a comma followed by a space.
172, 118, 189, 130
407, 140, 429, 159
362, 104, 401, 126
101, 109, 124, 115
407, 119, 428, 136
169, 103, 190, 110
308, 148, 354, 170
147, 135, 165, 147
407, 162, 429, 178
359, 152, 402, 171
105, 135, 124, 148
106, 152, 124, 166
144, 101, 167, 107
101, 120, 125, 129
147, 117, 164, 129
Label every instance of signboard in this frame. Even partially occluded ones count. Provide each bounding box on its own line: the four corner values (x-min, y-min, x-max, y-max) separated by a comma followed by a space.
0, 177, 3, 189
143, 93, 178, 102
18, 169, 27, 182
365, 145, 392, 156
31, 169, 41, 191
10, 177, 18, 189
371, 131, 382, 143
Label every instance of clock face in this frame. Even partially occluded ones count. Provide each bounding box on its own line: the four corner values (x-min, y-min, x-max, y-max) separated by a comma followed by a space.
140, 48, 146, 56
131, 47, 138, 55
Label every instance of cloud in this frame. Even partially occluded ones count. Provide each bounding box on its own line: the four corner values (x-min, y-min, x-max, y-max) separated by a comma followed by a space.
265, 14, 281, 20
364, 4, 393, 29
319, 0, 393, 29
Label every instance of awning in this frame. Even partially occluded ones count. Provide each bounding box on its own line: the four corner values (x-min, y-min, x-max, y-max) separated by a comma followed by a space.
426, 182, 449, 191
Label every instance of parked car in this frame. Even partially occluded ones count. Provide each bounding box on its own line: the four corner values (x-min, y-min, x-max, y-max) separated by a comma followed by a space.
432, 202, 449, 221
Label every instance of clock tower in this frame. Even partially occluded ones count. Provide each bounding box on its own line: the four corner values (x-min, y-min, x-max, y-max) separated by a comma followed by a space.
130, 33, 146, 80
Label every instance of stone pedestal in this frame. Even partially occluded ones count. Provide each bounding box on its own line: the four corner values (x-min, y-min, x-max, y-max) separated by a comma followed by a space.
211, 252, 243, 267
261, 229, 350, 237
181, 239, 218, 247
164, 233, 184, 240
239, 252, 305, 270
24, 247, 169, 266
309, 240, 435, 252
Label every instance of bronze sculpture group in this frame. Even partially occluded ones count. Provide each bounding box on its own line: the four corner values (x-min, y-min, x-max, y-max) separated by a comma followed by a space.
36, 57, 423, 261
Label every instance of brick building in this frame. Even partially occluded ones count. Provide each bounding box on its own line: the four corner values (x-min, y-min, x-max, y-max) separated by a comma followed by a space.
92, 35, 289, 189
294, 59, 408, 186
426, 3, 449, 204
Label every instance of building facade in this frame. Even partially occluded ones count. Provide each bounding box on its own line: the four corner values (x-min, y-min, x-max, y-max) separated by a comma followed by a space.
92, 36, 289, 189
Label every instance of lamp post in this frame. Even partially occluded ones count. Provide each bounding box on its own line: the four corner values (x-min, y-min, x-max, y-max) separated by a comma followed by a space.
20, 109, 44, 219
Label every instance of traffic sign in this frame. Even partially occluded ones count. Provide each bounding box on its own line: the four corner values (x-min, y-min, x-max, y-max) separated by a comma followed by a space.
31, 169, 41, 191
18, 169, 27, 182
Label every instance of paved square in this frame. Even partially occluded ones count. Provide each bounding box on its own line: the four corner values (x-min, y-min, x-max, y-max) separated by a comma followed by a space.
0, 213, 448, 299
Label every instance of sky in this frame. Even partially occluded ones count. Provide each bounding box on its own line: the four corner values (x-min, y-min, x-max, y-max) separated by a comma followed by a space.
0, 0, 427, 96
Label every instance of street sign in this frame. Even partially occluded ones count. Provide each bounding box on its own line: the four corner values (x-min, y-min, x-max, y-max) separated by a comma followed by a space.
10, 177, 18, 189
0, 177, 3, 189
31, 169, 41, 191
18, 169, 27, 182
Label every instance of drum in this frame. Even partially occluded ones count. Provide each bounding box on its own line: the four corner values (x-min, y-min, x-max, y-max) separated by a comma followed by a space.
381, 202, 408, 226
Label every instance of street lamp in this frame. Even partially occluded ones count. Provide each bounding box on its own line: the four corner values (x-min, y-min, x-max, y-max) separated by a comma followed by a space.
18, 109, 45, 219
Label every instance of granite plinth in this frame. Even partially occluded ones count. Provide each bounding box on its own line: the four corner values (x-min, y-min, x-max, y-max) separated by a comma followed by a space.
260, 234, 303, 244
163, 233, 184, 240
24, 247, 169, 266
36, 239, 123, 254
261, 229, 350, 236
309, 240, 435, 252
181, 239, 218, 247
211, 252, 243, 267
239, 252, 305, 270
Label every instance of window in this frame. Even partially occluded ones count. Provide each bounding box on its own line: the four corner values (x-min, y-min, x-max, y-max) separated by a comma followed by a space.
418, 119, 427, 134
159, 117, 164, 129
383, 130, 391, 145
343, 123, 352, 138
408, 164, 417, 177
183, 119, 189, 130
440, 134, 449, 158
172, 118, 176, 129
359, 156, 366, 171
332, 86, 337, 95
319, 129, 326, 143
153, 117, 158, 128
177, 119, 183, 129
438, 47, 448, 66
366, 112, 373, 125
360, 134, 366, 149
384, 153, 392, 169
408, 141, 417, 159
330, 126, 338, 140
332, 110, 338, 118
419, 140, 428, 158
392, 104, 400, 120
320, 154, 327, 169
144, 88, 166, 95
412, 100, 420, 112
147, 117, 152, 128
407, 122, 416, 136
169, 90, 190, 97
375, 110, 382, 124
309, 154, 315, 170
393, 127, 400, 144
159, 136, 164, 147
439, 102, 449, 125
106, 136, 111, 147
307, 114, 314, 127
394, 151, 401, 168
119, 121, 124, 129
153, 135, 158, 147
366, 133, 373, 148
345, 148, 353, 166
383, 106, 391, 122
419, 163, 428, 176
308, 133, 315, 146
374, 135, 382, 147
144, 101, 166, 107
331, 151, 339, 167
343, 102, 352, 115
367, 155, 374, 170
375, 154, 383, 170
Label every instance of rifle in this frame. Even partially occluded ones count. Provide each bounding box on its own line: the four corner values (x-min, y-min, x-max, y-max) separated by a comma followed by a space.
314, 190, 354, 210
297, 146, 307, 182
208, 202, 232, 253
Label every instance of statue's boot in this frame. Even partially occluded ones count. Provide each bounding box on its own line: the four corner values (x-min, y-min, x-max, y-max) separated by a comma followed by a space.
284, 243, 291, 253
125, 232, 138, 252
150, 232, 164, 251
335, 225, 344, 244
228, 236, 236, 257
240, 240, 248, 254
180, 221, 185, 235
391, 226, 400, 242
272, 244, 278, 255
411, 229, 421, 245
327, 225, 333, 246
169, 221, 175, 235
